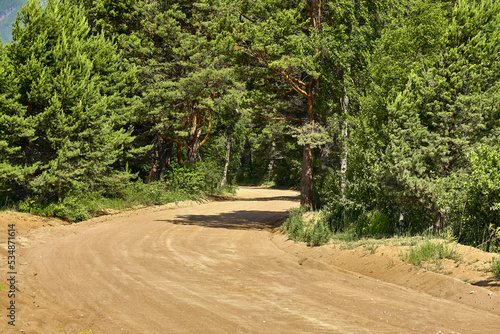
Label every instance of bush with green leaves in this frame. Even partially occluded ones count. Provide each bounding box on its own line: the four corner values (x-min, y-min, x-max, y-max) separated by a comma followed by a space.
18, 194, 91, 222
491, 257, 500, 279
443, 143, 500, 250
358, 209, 392, 236
166, 160, 225, 197
16, 179, 207, 222
281, 207, 307, 241
302, 214, 333, 247
281, 207, 333, 246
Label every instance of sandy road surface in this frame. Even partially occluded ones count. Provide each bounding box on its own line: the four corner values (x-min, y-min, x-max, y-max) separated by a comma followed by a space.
2, 187, 500, 333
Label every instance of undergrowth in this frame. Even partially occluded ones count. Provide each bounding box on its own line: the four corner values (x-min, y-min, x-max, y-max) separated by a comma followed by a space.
281, 208, 500, 278
281, 207, 332, 246
491, 257, 500, 279
10, 180, 234, 222
401, 240, 459, 269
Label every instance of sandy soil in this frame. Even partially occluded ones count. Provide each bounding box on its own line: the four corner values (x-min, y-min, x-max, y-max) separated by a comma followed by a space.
1, 187, 500, 333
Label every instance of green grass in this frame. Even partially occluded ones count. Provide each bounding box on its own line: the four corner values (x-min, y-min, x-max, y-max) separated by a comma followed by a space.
390, 235, 424, 247
401, 240, 459, 269
10, 180, 234, 223
282, 208, 414, 249
491, 257, 500, 279
363, 243, 379, 254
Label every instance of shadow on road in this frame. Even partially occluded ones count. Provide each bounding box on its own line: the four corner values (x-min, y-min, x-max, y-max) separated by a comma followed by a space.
156, 210, 291, 230
472, 280, 500, 289
227, 196, 300, 202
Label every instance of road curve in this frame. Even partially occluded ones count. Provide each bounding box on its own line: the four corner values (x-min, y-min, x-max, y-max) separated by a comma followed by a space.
9, 187, 500, 333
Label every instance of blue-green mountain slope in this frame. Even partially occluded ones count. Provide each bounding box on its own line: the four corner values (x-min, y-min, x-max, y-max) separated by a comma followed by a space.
1, 0, 46, 43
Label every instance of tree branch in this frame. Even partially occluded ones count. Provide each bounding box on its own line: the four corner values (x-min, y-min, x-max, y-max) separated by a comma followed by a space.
198, 108, 213, 148
248, 106, 303, 123
157, 132, 190, 149
236, 9, 256, 24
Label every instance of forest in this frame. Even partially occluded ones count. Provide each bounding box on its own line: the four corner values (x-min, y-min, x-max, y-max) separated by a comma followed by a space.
0, 0, 499, 250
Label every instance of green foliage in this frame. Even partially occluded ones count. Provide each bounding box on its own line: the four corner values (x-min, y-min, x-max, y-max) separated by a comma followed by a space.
281, 208, 333, 246
386, 0, 499, 212
16, 179, 206, 222
402, 240, 459, 268
359, 209, 391, 236
281, 207, 308, 241
0, 0, 144, 202
166, 161, 225, 197
115, 181, 183, 206
340, 0, 500, 245
491, 257, 500, 279
18, 194, 91, 222
236, 119, 302, 187
1, 0, 499, 253
302, 216, 333, 247
446, 143, 500, 249
106, 0, 237, 166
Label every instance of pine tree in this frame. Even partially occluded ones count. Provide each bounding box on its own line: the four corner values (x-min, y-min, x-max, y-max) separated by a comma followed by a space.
346, 0, 451, 222
72, 0, 177, 180
155, 0, 238, 166
0, 0, 141, 201
211, 0, 388, 208
210, 0, 331, 208
386, 0, 500, 232
77, 0, 239, 178
0, 39, 31, 198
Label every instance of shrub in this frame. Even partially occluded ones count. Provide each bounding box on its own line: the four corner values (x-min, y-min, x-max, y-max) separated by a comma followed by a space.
359, 209, 392, 236
166, 161, 225, 196
491, 257, 500, 279
15, 178, 216, 222
281, 208, 332, 246
402, 240, 459, 268
302, 214, 332, 246
281, 207, 307, 241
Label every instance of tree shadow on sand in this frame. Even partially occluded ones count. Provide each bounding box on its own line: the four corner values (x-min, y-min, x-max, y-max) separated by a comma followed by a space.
227, 196, 300, 202
472, 280, 500, 289
156, 210, 292, 230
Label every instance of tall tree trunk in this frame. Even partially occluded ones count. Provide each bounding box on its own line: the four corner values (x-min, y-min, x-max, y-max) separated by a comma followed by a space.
176, 138, 184, 166
340, 0, 354, 202
340, 116, 348, 202
160, 140, 173, 179
301, 143, 314, 209
220, 134, 232, 188
301, 0, 321, 208
186, 117, 199, 165
320, 142, 332, 170
267, 140, 276, 183
186, 141, 198, 165
433, 210, 444, 234
148, 140, 161, 182
148, 135, 172, 182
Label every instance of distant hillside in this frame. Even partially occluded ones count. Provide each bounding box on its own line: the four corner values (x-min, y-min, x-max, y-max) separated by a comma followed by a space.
0, 0, 25, 43
0, 0, 46, 43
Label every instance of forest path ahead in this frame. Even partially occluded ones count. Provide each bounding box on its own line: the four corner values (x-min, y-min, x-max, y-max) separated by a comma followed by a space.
3, 187, 500, 333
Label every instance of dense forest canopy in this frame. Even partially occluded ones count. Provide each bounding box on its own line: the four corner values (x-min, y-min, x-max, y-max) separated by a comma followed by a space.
0, 0, 499, 248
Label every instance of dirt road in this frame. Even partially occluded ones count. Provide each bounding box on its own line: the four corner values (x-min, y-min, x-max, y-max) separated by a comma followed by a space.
2, 187, 500, 333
